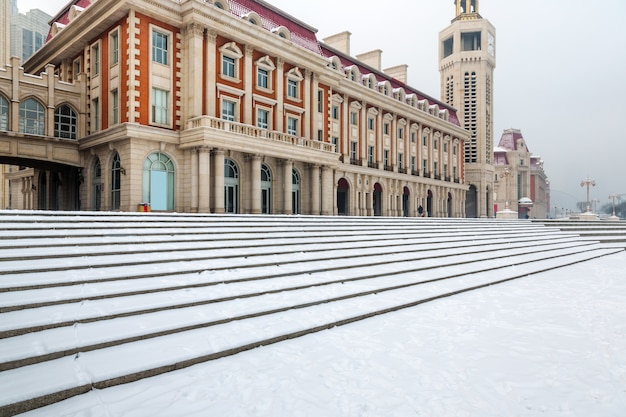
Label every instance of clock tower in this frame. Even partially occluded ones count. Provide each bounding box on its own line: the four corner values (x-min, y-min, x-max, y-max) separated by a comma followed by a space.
439, 0, 496, 217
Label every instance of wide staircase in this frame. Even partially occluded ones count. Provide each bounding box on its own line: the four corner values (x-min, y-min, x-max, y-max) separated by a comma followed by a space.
1, 211, 623, 415
532, 218, 626, 248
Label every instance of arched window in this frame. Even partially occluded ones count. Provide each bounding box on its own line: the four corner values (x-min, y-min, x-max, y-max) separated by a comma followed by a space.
292, 169, 301, 214
261, 164, 272, 214
224, 159, 239, 213
54, 104, 78, 139
111, 152, 121, 210
143, 152, 175, 211
19, 98, 45, 135
92, 157, 102, 210
0, 95, 9, 131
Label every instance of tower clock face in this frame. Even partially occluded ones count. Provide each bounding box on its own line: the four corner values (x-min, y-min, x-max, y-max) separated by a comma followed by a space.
487, 32, 495, 56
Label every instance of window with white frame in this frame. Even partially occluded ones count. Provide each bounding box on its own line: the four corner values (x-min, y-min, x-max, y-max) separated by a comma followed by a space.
0, 95, 9, 131
350, 141, 357, 161
110, 29, 119, 65
54, 104, 77, 139
398, 153, 403, 169
384, 150, 389, 167
255, 56, 275, 90
332, 106, 339, 120
111, 89, 119, 125
350, 112, 358, 125
219, 42, 243, 80
20, 98, 46, 135
368, 146, 374, 164
368, 117, 374, 130
383, 123, 389, 135
286, 67, 303, 100
91, 98, 99, 132
257, 68, 269, 89
257, 108, 269, 129
151, 88, 169, 125
222, 99, 236, 121
152, 29, 168, 65
287, 116, 298, 136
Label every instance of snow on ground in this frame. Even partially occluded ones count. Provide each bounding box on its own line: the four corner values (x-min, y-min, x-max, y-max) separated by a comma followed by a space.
17, 250, 626, 417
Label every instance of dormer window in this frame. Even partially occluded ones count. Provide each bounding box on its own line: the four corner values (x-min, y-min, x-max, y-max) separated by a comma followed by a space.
272, 26, 291, 40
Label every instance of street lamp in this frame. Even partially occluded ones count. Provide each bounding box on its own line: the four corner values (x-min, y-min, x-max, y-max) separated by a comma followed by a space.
609, 193, 618, 217
580, 177, 596, 213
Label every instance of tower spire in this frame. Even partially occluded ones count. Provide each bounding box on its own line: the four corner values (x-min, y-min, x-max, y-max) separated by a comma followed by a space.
454, 0, 481, 20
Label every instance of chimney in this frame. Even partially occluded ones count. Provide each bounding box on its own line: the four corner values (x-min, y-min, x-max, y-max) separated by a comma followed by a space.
383, 64, 408, 83
356, 50, 382, 71
323, 31, 352, 55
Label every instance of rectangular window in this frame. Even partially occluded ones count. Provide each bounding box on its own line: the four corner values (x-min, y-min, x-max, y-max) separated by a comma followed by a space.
317, 129, 323, 141
152, 30, 168, 65
257, 108, 269, 129
287, 79, 298, 98
434, 162, 438, 176
257, 68, 268, 88
92, 98, 99, 131
350, 141, 357, 161
434, 139, 438, 149
398, 127, 404, 139
331, 136, 338, 147
152, 88, 169, 125
91, 44, 99, 75
444, 142, 448, 152
398, 153, 403, 169
222, 100, 236, 121
332, 106, 339, 120
423, 159, 428, 174
111, 89, 119, 125
368, 146, 374, 164
411, 132, 416, 143
384, 150, 389, 167
384, 123, 389, 135
110, 30, 119, 65
317, 90, 323, 112
368, 117, 374, 130
423, 135, 428, 146
73, 59, 81, 81
287, 117, 298, 135
350, 112, 358, 125
411, 156, 416, 171
222, 56, 235, 77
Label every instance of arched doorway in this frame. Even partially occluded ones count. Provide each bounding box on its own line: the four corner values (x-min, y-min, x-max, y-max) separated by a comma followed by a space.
261, 164, 272, 214
224, 159, 240, 213
292, 169, 301, 214
143, 152, 175, 211
111, 152, 121, 211
447, 192, 453, 217
337, 178, 349, 215
373, 182, 383, 216
403, 186, 410, 217
427, 189, 433, 217
466, 184, 477, 218
92, 158, 102, 211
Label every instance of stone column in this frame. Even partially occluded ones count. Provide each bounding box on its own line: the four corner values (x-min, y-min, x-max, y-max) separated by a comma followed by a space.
243, 45, 254, 125
206, 30, 218, 117
281, 159, 293, 214
190, 148, 199, 212
184, 23, 204, 120
198, 146, 211, 213
247, 154, 262, 214
303, 70, 311, 139
212, 149, 225, 213
309, 164, 320, 215
276, 58, 284, 131
320, 165, 334, 215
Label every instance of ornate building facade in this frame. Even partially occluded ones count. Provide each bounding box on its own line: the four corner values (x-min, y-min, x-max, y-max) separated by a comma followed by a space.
3, 0, 469, 216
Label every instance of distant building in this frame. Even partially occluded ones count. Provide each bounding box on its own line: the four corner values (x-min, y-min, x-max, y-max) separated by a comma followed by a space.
494, 129, 550, 219
9, 0, 51, 62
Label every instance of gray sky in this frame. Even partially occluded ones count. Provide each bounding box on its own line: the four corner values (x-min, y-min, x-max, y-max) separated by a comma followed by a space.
20, 0, 626, 214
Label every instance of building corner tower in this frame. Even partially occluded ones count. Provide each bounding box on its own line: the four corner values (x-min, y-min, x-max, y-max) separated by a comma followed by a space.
439, 0, 496, 217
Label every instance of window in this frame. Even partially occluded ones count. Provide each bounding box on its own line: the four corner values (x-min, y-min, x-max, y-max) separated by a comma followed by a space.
287, 79, 298, 98
73, 59, 81, 81
111, 152, 121, 210
398, 127, 404, 139
0, 95, 8, 131
350, 112, 358, 125
111, 89, 119, 125
384, 150, 389, 167
91, 43, 100, 75
224, 159, 240, 213
287, 117, 298, 136
152, 30, 168, 65
368, 146, 374, 165
350, 141, 357, 161
368, 117, 374, 130
423, 159, 428, 174
222, 56, 235, 78
143, 152, 175, 211
257, 68, 268, 89
332, 106, 339, 120
331, 136, 338, 147
19, 99, 45, 135
222, 100, 236, 121
257, 108, 269, 129
110, 30, 119, 65
261, 164, 272, 214
54, 105, 77, 139
152, 88, 169, 125
423, 135, 428, 146
434, 162, 438, 176
398, 153, 404, 169
317, 90, 323, 112
92, 98, 99, 132
444, 142, 448, 152
411, 132, 416, 143
317, 130, 323, 141
383, 123, 389, 135
411, 156, 416, 172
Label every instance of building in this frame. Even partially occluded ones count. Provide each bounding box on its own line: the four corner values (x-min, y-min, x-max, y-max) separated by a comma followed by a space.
439, 0, 496, 218
1, 0, 469, 216
494, 129, 550, 219
9, 0, 52, 62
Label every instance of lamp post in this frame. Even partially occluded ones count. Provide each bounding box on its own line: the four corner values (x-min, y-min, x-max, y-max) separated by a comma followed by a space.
502, 168, 511, 210
609, 193, 618, 217
580, 177, 596, 213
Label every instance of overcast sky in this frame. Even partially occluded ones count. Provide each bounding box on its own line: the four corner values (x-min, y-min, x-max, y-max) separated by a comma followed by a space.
18, 0, 626, 214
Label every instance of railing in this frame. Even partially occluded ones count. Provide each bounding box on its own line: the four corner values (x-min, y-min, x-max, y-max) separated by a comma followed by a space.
398, 167, 407, 174
187, 116, 336, 153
